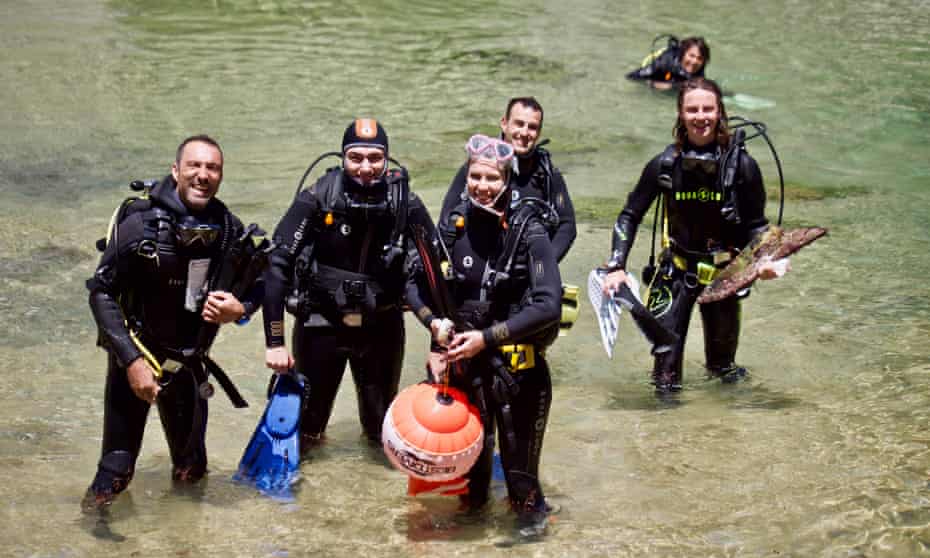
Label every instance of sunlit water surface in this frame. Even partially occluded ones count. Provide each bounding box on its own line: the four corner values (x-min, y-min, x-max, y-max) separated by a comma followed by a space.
1, 0, 929, 556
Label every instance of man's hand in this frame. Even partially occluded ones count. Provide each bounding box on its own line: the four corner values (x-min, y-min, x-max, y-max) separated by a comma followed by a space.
126, 357, 160, 404
201, 291, 245, 324
446, 330, 486, 362
265, 346, 294, 373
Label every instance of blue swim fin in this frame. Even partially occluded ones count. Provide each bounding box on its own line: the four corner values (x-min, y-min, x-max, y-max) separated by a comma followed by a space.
234, 372, 304, 498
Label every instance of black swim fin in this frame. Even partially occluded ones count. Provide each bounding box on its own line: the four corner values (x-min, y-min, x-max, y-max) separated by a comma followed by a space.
614, 284, 680, 353
234, 372, 304, 498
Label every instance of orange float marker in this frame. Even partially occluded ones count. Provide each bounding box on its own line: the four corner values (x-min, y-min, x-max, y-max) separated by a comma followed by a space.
407, 476, 469, 497
382, 383, 483, 483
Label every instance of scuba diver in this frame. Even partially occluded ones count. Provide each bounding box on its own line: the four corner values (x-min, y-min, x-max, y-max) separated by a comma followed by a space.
84, 135, 265, 510
626, 35, 710, 91
262, 119, 437, 448
601, 78, 788, 394
408, 134, 562, 536
439, 97, 576, 262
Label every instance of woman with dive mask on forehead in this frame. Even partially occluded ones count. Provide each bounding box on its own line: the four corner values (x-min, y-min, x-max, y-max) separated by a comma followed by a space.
407, 134, 562, 537
602, 78, 784, 394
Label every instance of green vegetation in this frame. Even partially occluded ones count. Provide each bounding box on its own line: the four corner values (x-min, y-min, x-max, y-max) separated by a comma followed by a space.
770, 182, 869, 201
573, 196, 624, 226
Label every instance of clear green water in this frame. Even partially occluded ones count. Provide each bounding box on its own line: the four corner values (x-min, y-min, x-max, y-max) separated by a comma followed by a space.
1, 0, 929, 556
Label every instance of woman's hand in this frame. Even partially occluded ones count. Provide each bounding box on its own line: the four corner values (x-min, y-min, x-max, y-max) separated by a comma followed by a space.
602, 269, 633, 295
429, 318, 455, 347
426, 351, 447, 383
265, 346, 294, 373
446, 330, 486, 362
202, 291, 245, 324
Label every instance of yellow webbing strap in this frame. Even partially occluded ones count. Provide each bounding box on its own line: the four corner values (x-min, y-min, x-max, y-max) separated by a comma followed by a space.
129, 329, 163, 379
500, 344, 536, 372
640, 47, 667, 68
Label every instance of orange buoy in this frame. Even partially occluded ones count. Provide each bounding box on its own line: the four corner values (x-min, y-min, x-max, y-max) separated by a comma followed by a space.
382, 383, 483, 481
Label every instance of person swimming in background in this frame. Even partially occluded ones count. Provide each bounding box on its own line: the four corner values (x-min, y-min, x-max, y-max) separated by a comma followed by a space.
626, 35, 710, 91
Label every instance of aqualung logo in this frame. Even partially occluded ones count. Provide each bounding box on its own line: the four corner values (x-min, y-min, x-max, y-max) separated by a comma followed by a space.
647, 285, 673, 317
290, 218, 308, 255
386, 440, 456, 476
531, 388, 548, 458
676, 189, 722, 202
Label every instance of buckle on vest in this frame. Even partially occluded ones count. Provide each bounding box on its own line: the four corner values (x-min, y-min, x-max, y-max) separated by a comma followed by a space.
137, 239, 158, 259
161, 358, 184, 374
671, 254, 718, 286
343, 279, 367, 300
500, 344, 536, 372
696, 261, 718, 285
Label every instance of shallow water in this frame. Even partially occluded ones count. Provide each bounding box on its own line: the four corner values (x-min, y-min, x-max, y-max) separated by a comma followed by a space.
1, 0, 929, 556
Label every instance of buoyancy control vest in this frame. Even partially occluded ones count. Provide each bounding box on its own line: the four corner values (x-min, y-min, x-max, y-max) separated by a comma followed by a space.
91, 178, 235, 331
438, 197, 560, 347
626, 35, 693, 83
287, 165, 411, 322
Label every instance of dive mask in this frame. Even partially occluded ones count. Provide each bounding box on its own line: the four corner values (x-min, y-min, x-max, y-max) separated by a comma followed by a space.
681, 148, 719, 174
177, 217, 220, 247
466, 134, 515, 167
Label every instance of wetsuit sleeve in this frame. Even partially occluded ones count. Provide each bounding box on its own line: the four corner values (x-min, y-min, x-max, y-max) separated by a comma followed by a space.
606, 156, 662, 271
262, 190, 317, 348
404, 194, 441, 329
87, 212, 146, 368
482, 221, 562, 348
439, 163, 469, 225
549, 168, 577, 262
736, 154, 770, 245
405, 264, 436, 329
238, 281, 264, 321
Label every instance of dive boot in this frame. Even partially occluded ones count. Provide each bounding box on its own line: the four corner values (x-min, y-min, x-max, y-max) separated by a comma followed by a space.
509, 470, 549, 539
652, 370, 682, 393
709, 364, 748, 384
81, 450, 134, 513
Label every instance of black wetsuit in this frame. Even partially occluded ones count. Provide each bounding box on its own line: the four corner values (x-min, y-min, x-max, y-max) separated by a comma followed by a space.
608, 142, 768, 389
87, 177, 261, 495
625, 45, 704, 86
263, 168, 436, 444
407, 198, 562, 518
439, 147, 576, 262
